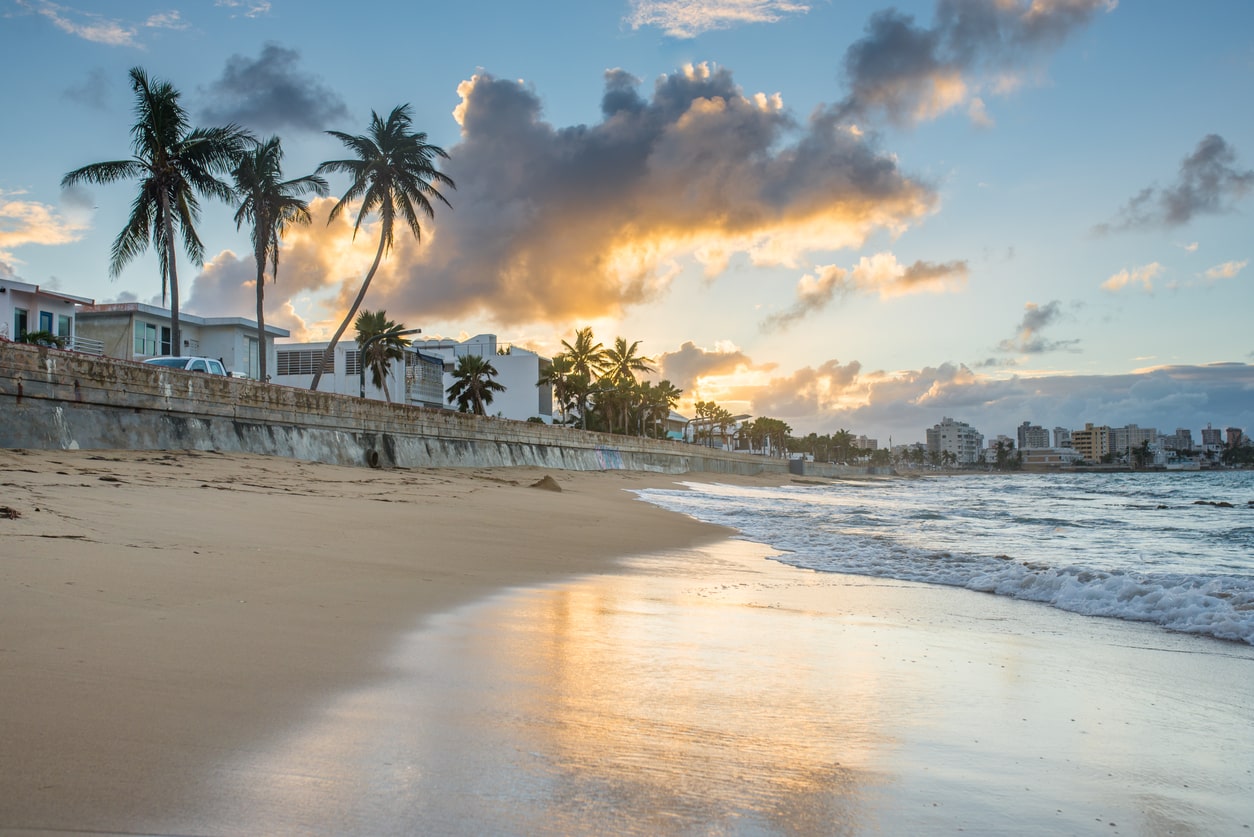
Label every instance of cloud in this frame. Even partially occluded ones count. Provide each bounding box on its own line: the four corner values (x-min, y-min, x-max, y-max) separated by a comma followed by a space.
215, 0, 271, 17
759, 253, 967, 330
198, 43, 350, 133
15, 0, 138, 46
658, 340, 767, 394
996, 299, 1081, 354
625, 0, 810, 38
1096, 135, 1254, 232
1203, 260, 1248, 281
0, 190, 89, 262
833, 0, 1116, 128
722, 358, 1254, 447
1102, 262, 1162, 293
63, 67, 110, 109
363, 64, 936, 330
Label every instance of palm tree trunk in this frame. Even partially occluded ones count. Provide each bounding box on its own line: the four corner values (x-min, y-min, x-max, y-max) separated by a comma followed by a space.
309, 232, 386, 392
255, 244, 267, 381
161, 195, 182, 357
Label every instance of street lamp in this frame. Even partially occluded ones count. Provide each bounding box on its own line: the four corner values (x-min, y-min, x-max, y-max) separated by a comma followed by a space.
359, 328, 422, 399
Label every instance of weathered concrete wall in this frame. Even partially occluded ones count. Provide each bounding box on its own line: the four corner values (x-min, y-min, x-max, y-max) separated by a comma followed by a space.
0, 342, 788, 476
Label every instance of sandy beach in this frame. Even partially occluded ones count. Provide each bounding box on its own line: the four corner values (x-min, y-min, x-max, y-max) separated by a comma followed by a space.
2, 450, 1252, 836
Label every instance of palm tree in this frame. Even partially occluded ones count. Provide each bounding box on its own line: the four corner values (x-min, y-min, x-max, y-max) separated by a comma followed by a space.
537, 354, 576, 424
639, 379, 682, 437
600, 336, 655, 385
62, 67, 249, 357
447, 354, 506, 415
309, 105, 455, 391
232, 136, 328, 380
559, 328, 607, 429
354, 310, 411, 402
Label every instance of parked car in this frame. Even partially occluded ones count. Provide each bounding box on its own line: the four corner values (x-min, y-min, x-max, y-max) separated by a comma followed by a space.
142, 356, 227, 376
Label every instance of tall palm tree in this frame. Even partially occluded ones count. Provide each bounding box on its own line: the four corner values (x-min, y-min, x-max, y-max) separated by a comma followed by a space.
560, 327, 609, 429
232, 136, 327, 380
354, 309, 411, 403
62, 66, 249, 357
309, 105, 454, 391
600, 336, 655, 385
446, 354, 506, 415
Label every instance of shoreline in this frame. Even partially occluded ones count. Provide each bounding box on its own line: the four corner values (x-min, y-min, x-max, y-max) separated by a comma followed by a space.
4, 450, 1252, 835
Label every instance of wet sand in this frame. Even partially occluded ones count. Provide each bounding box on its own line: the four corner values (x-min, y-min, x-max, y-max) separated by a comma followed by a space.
2, 450, 1252, 835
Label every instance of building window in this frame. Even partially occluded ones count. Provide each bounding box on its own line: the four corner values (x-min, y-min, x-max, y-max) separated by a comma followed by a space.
160, 326, 172, 355
14, 308, 28, 339
39, 311, 54, 333
345, 350, 360, 377
276, 349, 333, 376
134, 322, 158, 356
57, 314, 72, 337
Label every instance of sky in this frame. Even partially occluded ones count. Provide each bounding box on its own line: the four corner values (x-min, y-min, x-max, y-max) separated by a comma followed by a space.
2, 0, 1252, 446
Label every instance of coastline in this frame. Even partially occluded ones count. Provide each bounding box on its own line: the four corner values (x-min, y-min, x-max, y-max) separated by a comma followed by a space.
0, 449, 780, 833
3, 450, 1251, 835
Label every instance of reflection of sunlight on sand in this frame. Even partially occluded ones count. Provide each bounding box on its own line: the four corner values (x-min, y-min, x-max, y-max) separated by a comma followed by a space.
215, 539, 1254, 836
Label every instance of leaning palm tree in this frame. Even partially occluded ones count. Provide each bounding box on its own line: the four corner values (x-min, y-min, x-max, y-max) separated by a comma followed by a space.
354, 309, 411, 402
446, 354, 506, 416
232, 136, 328, 380
308, 105, 455, 391
62, 66, 249, 356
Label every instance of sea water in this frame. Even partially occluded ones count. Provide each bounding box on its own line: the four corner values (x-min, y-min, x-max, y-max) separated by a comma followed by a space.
635, 470, 1254, 645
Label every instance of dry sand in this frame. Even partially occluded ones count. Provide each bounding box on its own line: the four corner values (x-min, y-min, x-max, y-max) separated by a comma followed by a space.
2, 450, 1252, 836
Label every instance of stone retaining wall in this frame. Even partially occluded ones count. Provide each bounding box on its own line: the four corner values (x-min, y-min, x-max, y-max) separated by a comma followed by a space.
0, 342, 789, 476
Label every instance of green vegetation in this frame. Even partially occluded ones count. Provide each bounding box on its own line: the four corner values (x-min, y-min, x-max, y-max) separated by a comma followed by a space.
447, 354, 506, 415
232, 136, 327, 381
309, 105, 455, 391
62, 67, 250, 357
354, 310, 412, 403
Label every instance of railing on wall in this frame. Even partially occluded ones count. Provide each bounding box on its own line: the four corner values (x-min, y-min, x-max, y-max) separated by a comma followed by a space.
67, 335, 105, 356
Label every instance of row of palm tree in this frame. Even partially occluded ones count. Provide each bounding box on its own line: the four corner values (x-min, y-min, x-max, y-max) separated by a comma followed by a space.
62, 66, 454, 385
538, 327, 685, 437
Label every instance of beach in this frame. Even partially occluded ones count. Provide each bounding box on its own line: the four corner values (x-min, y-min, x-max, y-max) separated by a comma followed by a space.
2, 450, 1251, 836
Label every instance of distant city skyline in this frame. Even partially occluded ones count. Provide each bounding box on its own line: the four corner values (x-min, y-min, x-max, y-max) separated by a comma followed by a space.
2, 1, 1251, 442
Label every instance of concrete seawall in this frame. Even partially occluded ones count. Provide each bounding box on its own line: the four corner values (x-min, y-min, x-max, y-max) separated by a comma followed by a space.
0, 342, 790, 476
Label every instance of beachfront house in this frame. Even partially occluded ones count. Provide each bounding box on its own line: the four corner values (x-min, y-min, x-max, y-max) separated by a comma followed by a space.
0, 279, 98, 353
74, 302, 289, 380
272, 333, 555, 422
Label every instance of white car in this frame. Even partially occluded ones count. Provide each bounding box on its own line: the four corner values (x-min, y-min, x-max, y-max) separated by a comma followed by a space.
142, 356, 228, 375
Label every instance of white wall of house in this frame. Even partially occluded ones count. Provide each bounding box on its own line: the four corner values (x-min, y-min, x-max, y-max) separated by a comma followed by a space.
0, 279, 94, 347
274, 334, 554, 421
75, 303, 287, 378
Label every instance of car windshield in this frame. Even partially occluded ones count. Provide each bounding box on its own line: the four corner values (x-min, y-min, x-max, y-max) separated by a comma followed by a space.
144, 358, 189, 368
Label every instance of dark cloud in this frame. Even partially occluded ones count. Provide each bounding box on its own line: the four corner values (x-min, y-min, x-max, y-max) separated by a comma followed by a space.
368, 65, 937, 328
198, 42, 349, 133
834, 0, 1115, 127
62, 67, 110, 109
736, 359, 1254, 446
760, 264, 849, 331
1096, 135, 1254, 233
996, 300, 1080, 354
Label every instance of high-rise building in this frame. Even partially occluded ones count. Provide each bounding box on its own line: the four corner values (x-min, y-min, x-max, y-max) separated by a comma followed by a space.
1053, 427, 1072, 448
926, 417, 985, 465
1017, 421, 1051, 450
1110, 424, 1158, 456
1201, 424, 1223, 446
1227, 427, 1246, 448
1070, 423, 1111, 463
1160, 428, 1194, 451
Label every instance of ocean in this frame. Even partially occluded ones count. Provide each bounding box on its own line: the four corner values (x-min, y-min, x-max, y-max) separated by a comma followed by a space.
634, 470, 1254, 645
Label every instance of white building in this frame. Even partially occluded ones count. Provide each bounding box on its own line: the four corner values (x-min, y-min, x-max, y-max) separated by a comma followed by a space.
926, 416, 985, 465
75, 302, 289, 379
1017, 421, 1051, 450
273, 333, 554, 422
0, 278, 96, 351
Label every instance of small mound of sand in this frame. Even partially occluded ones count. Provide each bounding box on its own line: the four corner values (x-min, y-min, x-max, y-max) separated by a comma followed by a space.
529, 475, 562, 492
